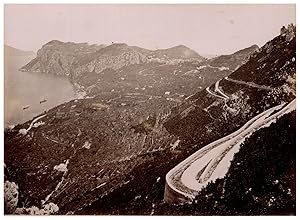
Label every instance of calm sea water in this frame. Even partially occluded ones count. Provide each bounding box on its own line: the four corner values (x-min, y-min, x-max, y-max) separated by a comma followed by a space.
4, 54, 77, 127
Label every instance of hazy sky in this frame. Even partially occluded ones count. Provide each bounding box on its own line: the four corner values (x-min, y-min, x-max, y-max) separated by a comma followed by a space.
4, 4, 295, 55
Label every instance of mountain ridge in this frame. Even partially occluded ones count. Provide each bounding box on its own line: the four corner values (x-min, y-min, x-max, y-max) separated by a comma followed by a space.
20, 41, 206, 78
19, 40, 256, 93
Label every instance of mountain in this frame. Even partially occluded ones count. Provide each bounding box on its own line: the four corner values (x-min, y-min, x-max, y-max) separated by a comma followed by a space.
4, 25, 295, 215
20, 40, 106, 76
20, 42, 205, 79
208, 44, 259, 71
151, 45, 205, 60
164, 32, 294, 146
19, 41, 256, 98
4, 45, 35, 56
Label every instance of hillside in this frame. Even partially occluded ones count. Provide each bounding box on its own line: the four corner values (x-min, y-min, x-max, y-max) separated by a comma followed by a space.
164, 28, 295, 146
19, 41, 258, 98
18, 41, 236, 99
209, 44, 259, 71
193, 111, 296, 215
153, 110, 295, 215
4, 25, 295, 215
78, 25, 295, 215
20, 42, 205, 79
20, 40, 106, 76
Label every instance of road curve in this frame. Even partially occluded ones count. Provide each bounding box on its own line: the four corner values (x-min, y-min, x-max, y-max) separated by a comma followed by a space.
214, 80, 229, 99
205, 87, 226, 100
165, 99, 295, 203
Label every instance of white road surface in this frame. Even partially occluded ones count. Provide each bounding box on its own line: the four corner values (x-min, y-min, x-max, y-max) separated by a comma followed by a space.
205, 87, 226, 100
166, 99, 295, 200
214, 80, 229, 99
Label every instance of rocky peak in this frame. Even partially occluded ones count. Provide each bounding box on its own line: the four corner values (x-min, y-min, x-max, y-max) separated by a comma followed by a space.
208, 44, 259, 71
44, 40, 63, 46
233, 44, 259, 56
153, 44, 205, 60
280, 23, 296, 41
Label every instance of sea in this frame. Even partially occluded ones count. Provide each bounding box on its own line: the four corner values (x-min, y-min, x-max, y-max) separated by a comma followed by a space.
4, 54, 78, 127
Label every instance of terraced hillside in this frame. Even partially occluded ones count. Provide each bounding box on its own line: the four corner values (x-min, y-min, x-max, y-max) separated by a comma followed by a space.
5, 42, 253, 214
78, 26, 295, 215
4, 26, 295, 215
164, 29, 295, 146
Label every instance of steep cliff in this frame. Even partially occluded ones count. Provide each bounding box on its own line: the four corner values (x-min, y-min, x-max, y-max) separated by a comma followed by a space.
71, 43, 147, 79
20, 42, 206, 80
20, 40, 105, 76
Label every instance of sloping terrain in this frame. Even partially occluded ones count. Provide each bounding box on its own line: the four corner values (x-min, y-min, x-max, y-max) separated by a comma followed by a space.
76, 27, 295, 215
193, 110, 296, 215
19, 40, 260, 99
4, 26, 295, 215
20, 40, 106, 76
153, 110, 295, 215
20, 42, 205, 79
165, 99, 295, 203
164, 29, 295, 146
209, 44, 259, 71
5, 43, 249, 214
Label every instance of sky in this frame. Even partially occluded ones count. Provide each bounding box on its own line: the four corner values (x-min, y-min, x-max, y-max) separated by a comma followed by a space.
4, 4, 295, 55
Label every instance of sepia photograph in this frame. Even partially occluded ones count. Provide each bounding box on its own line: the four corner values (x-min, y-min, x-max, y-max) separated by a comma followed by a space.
3, 2, 296, 216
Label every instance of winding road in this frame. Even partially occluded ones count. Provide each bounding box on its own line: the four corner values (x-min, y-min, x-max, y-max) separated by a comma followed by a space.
214, 80, 229, 99
165, 99, 296, 203
224, 76, 272, 90
205, 87, 226, 100
205, 79, 229, 100
206, 77, 273, 101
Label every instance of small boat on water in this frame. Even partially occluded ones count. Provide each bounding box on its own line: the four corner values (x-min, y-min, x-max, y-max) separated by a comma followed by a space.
40, 99, 47, 104
23, 105, 30, 110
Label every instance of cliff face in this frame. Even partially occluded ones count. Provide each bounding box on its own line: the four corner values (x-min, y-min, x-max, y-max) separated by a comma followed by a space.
71, 43, 147, 79
20, 41, 206, 81
20, 40, 106, 76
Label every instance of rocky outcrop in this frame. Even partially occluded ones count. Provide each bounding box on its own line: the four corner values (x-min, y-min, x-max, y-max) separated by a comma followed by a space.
20, 40, 105, 76
71, 43, 147, 79
20, 41, 206, 80
4, 181, 19, 214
